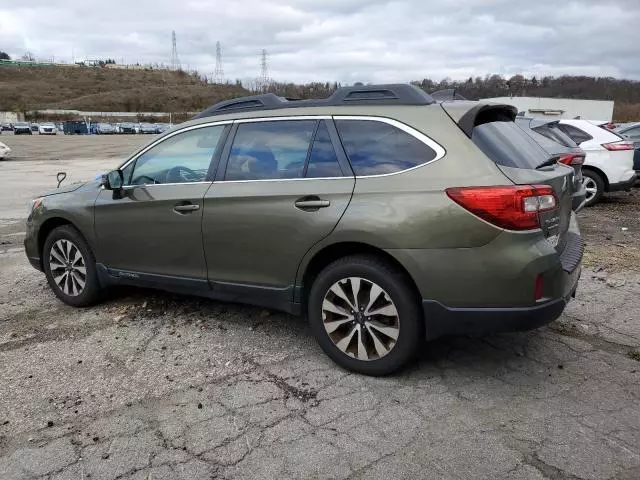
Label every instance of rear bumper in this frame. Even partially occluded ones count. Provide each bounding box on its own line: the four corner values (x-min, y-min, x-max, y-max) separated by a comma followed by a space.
423, 266, 580, 340
609, 174, 637, 192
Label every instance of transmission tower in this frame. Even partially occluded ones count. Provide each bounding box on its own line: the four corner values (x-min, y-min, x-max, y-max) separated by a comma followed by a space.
259, 49, 270, 92
214, 41, 224, 83
171, 31, 181, 71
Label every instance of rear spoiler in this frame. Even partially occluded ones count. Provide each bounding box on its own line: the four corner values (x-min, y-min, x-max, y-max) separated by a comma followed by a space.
441, 102, 518, 138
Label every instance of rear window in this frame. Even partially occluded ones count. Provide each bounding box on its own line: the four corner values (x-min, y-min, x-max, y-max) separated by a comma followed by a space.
472, 121, 550, 169
556, 124, 593, 144
531, 124, 578, 148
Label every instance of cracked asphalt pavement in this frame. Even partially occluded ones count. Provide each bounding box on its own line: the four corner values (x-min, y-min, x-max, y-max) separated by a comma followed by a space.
1, 135, 639, 479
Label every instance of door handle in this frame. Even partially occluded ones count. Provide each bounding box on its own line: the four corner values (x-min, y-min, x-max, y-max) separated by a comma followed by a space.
294, 196, 331, 211
173, 203, 200, 214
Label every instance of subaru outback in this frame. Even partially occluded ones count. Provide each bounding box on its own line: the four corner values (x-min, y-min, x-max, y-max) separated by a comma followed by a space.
24, 84, 582, 375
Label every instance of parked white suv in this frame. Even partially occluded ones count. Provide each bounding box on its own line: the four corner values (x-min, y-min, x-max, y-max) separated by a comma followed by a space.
557, 120, 636, 206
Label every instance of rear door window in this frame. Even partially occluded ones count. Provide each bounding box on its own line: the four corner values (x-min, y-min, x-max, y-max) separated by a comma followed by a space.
225, 120, 316, 180
335, 119, 437, 176
306, 121, 343, 178
472, 121, 550, 169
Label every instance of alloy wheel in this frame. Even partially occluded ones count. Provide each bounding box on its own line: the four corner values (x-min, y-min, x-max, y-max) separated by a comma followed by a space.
49, 239, 87, 297
582, 177, 598, 202
322, 277, 400, 361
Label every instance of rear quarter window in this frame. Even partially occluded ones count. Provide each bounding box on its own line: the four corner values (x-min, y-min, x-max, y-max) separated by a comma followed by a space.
472, 121, 550, 169
335, 119, 438, 176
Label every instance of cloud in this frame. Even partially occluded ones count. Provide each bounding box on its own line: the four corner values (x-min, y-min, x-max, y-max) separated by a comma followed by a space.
1, 0, 639, 83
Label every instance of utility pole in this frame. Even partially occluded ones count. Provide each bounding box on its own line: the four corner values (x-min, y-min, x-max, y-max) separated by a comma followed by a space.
214, 41, 224, 84
259, 49, 269, 92
171, 31, 181, 71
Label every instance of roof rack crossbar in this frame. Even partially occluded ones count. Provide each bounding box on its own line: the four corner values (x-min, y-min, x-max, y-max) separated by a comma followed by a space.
193, 84, 435, 119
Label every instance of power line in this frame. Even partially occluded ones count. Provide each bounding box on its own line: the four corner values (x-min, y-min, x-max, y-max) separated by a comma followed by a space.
214, 41, 224, 83
171, 30, 181, 71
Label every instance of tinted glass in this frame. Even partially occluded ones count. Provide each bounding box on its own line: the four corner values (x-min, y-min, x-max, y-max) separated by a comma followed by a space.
472, 121, 550, 169
621, 126, 640, 139
335, 119, 437, 176
532, 124, 578, 148
225, 120, 316, 180
557, 124, 592, 144
306, 121, 343, 178
128, 125, 224, 185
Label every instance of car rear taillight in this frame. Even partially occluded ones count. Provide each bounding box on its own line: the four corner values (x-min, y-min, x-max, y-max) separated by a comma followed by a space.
558, 154, 585, 166
602, 142, 634, 151
445, 185, 557, 231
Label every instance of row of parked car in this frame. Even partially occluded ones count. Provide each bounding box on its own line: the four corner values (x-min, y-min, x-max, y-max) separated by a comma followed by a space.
0, 122, 171, 135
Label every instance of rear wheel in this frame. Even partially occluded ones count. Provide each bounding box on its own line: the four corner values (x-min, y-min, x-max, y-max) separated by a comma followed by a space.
582, 170, 605, 206
308, 255, 423, 376
43, 225, 101, 307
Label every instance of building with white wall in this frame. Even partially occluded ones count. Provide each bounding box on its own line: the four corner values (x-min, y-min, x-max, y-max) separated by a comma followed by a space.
481, 97, 614, 122
0, 112, 22, 124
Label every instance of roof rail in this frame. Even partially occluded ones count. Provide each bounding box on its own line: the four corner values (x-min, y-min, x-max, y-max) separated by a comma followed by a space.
194, 84, 435, 118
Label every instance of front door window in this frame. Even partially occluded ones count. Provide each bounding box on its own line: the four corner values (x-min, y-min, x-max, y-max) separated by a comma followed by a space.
125, 125, 225, 185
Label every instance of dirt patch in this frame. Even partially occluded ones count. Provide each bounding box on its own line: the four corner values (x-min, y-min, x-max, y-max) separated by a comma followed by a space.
577, 189, 640, 272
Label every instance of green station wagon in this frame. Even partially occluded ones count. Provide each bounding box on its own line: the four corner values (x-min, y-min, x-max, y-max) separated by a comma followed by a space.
25, 84, 582, 375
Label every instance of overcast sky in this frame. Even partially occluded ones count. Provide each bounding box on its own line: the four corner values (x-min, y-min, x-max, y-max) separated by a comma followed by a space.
1, 0, 639, 84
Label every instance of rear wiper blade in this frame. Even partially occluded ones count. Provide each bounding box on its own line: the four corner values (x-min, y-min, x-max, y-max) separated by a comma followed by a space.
535, 158, 558, 169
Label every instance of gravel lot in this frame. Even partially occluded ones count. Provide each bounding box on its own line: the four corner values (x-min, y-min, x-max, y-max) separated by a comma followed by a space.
1, 135, 639, 480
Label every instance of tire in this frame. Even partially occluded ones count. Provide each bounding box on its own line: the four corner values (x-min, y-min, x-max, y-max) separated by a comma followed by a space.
43, 225, 101, 307
307, 255, 423, 376
582, 170, 605, 207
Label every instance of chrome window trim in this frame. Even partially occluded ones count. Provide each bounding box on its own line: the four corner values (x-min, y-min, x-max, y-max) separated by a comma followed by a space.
118, 114, 446, 186
215, 176, 354, 184
332, 115, 446, 179
119, 121, 232, 172
234, 115, 331, 124
120, 181, 212, 190
216, 115, 446, 183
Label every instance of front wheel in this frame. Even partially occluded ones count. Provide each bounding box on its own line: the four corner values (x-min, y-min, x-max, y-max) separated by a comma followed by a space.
582, 170, 605, 207
308, 255, 423, 376
43, 225, 101, 307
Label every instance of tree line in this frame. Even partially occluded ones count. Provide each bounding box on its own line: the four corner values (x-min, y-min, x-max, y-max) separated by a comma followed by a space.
260, 75, 640, 105
260, 75, 640, 121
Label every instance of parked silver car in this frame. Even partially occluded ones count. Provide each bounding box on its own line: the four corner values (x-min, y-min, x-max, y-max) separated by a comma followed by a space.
139, 123, 158, 134
96, 123, 116, 134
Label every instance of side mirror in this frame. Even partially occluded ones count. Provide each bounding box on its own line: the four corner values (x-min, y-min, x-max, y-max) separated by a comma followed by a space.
101, 170, 124, 190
